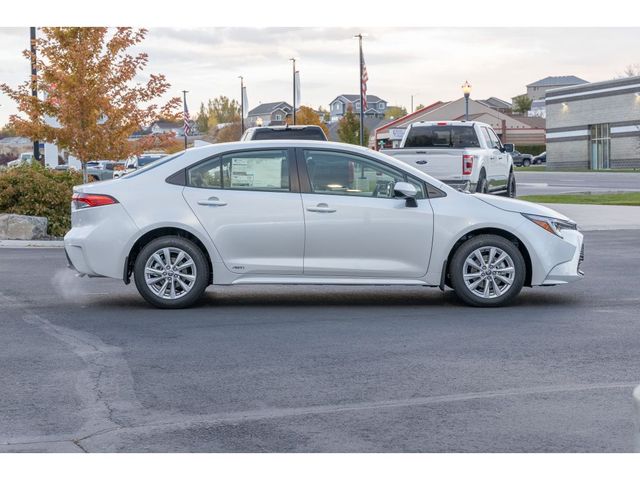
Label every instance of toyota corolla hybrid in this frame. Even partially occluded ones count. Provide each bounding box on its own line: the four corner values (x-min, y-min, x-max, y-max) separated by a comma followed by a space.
64, 141, 584, 308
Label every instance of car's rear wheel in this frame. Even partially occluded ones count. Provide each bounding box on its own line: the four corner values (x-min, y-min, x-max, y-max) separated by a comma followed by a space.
134, 236, 209, 309
449, 235, 525, 307
506, 171, 516, 198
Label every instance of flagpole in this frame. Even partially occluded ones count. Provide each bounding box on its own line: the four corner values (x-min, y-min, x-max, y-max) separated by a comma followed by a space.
290, 58, 296, 125
355, 34, 365, 146
182, 90, 188, 150
239, 76, 244, 134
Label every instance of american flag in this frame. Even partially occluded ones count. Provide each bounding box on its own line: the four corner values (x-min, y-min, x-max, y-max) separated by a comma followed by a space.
183, 102, 191, 136
361, 52, 368, 112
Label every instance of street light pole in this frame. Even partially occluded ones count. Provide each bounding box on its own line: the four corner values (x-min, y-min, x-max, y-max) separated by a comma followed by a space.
290, 58, 296, 125
182, 90, 188, 150
30, 27, 40, 162
239, 76, 244, 134
462, 80, 472, 122
355, 33, 365, 147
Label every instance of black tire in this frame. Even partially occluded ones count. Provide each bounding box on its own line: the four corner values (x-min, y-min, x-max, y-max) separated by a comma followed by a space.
449, 234, 526, 307
506, 171, 516, 198
134, 235, 210, 309
476, 173, 488, 194
523, 158, 531, 167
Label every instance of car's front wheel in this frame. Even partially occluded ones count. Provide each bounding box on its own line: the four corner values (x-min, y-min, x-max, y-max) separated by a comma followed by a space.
134, 235, 210, 309
449, 235, 525, 307
522, 158, 531, 167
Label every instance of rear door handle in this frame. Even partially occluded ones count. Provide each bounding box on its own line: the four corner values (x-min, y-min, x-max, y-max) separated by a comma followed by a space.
197, 196, 227, 207
416, 160, 428, 165
306, 203, 336, 213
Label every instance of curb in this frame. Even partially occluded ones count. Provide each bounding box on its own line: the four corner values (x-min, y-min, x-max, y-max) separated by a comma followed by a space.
0, 240, 64, 248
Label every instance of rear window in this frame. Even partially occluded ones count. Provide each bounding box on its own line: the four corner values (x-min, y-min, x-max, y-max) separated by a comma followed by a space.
138, 155, 164, 167
404, 125, 480, 148
252, 127, 326, 141
122, 152, 184, 179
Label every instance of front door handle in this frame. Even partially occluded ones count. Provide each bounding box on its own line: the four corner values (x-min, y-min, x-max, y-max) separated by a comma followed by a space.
197, 196, 227, 207
416, 160, 428, 165
306, 203, 336, 213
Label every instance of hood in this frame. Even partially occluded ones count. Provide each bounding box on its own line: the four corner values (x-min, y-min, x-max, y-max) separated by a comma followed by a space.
473, 194, 573, 221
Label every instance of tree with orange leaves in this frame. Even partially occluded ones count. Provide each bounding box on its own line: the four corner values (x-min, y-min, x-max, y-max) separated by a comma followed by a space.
1, 27, 180, 182
285, 106, 329, 137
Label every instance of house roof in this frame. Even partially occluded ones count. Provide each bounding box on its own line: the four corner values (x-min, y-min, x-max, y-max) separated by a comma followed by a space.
514, 116, 546, 129
247, 102, 292, 116
477, 97, 512, 109
527, 76, 588, 88
330, 94, 385, 105
375, 101, 448, 134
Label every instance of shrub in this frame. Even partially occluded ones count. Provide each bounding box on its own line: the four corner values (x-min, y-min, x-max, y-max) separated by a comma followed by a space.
516, 145, 546, 156
0, 163, 82, 237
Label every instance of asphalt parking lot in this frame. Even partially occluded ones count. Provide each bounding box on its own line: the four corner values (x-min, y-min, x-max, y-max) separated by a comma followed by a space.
515, 170, 640, 196
1, 229, 640, 453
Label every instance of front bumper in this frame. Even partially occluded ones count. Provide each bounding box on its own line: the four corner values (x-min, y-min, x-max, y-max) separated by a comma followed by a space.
542, 230, 585, 285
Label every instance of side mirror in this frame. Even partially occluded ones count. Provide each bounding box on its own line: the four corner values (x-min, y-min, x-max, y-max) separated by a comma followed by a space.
503, 143, 514, 153
394, 181, 418, 208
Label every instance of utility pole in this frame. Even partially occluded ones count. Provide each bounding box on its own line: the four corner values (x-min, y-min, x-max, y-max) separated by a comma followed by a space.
182, 90, 189, 150
411, 94, 414, 113
354, 33, 365, 146
239, 76, 244, 134
290, 58, 296, 125
30, 27, 40, 162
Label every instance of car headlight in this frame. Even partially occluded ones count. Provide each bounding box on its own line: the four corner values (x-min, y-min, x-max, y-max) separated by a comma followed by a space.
522, 213, 577, 238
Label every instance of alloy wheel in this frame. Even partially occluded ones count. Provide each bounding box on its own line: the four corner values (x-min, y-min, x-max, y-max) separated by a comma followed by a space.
144, 247, 197, 300
462, 246, 516, 299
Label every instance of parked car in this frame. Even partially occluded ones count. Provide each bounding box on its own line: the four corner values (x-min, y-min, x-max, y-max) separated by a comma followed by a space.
65, 140, 584, 309
7, 152, 37, 168
505, 145, 535, 167
54, 164, 113, 182
381, 121, 515, 197
113, 154, 165, 178
240, 125, 327, 141
533, 151, 546, 165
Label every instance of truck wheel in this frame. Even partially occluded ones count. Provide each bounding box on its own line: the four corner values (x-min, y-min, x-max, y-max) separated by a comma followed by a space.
476, 174, 488, 194
506, 172, 516, 198
523, 158, 531, 167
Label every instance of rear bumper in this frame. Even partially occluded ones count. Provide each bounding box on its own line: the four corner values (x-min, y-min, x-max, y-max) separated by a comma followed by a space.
442, 180, 474, 191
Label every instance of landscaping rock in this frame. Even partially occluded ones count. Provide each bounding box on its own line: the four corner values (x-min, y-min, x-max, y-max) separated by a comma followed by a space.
0, 214, 48, 240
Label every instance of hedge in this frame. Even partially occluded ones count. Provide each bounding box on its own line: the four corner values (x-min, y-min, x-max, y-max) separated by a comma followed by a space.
0, 163, 82, 237
514, 144, 546, 156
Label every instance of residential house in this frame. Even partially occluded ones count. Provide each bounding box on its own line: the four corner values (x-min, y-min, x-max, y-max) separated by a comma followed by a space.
477, 97, 512, 114
246, 102, 293, 127
329, 95, 387, 122
374, 98, 546, 149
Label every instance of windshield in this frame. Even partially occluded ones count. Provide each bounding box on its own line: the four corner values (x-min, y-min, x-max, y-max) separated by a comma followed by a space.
122, 152, 184, 179
404, 125, 480, 148
252, 128, 326, 141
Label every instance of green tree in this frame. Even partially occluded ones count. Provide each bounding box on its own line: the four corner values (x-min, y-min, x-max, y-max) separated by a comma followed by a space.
512, 95, 533, 115
337, 107, 368, 145
195, 101, 209, 133
384, 105, 407, 119
208, 96, 240, 124
0, 123, 17, 138
415, 104, 425, 111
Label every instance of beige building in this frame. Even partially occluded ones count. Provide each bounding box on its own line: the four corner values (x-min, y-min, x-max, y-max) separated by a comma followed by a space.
546, 76, 640, 170
374, 97, 545, 149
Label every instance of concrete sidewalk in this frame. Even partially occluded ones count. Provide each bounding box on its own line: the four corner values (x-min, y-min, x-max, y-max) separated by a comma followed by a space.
541, 203, 640, 231
0, 239, 64, 248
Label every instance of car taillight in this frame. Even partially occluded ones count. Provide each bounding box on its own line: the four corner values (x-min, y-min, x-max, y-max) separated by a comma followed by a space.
462, 155, 474, 175
72, 192, 118, 209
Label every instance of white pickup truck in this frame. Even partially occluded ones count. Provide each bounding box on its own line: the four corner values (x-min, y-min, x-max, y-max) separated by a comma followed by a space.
381, 121, 515, 196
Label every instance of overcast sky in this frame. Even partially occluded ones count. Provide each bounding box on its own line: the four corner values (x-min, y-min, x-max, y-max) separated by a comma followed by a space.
1, 27, 639, 125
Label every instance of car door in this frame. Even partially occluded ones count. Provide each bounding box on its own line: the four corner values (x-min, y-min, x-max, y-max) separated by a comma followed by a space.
182, 148, 305, 275
298, 148, 434, 278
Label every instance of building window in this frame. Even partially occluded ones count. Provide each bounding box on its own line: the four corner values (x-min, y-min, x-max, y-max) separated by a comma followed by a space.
589, 124, 610, 170
274, 113, 282, 121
